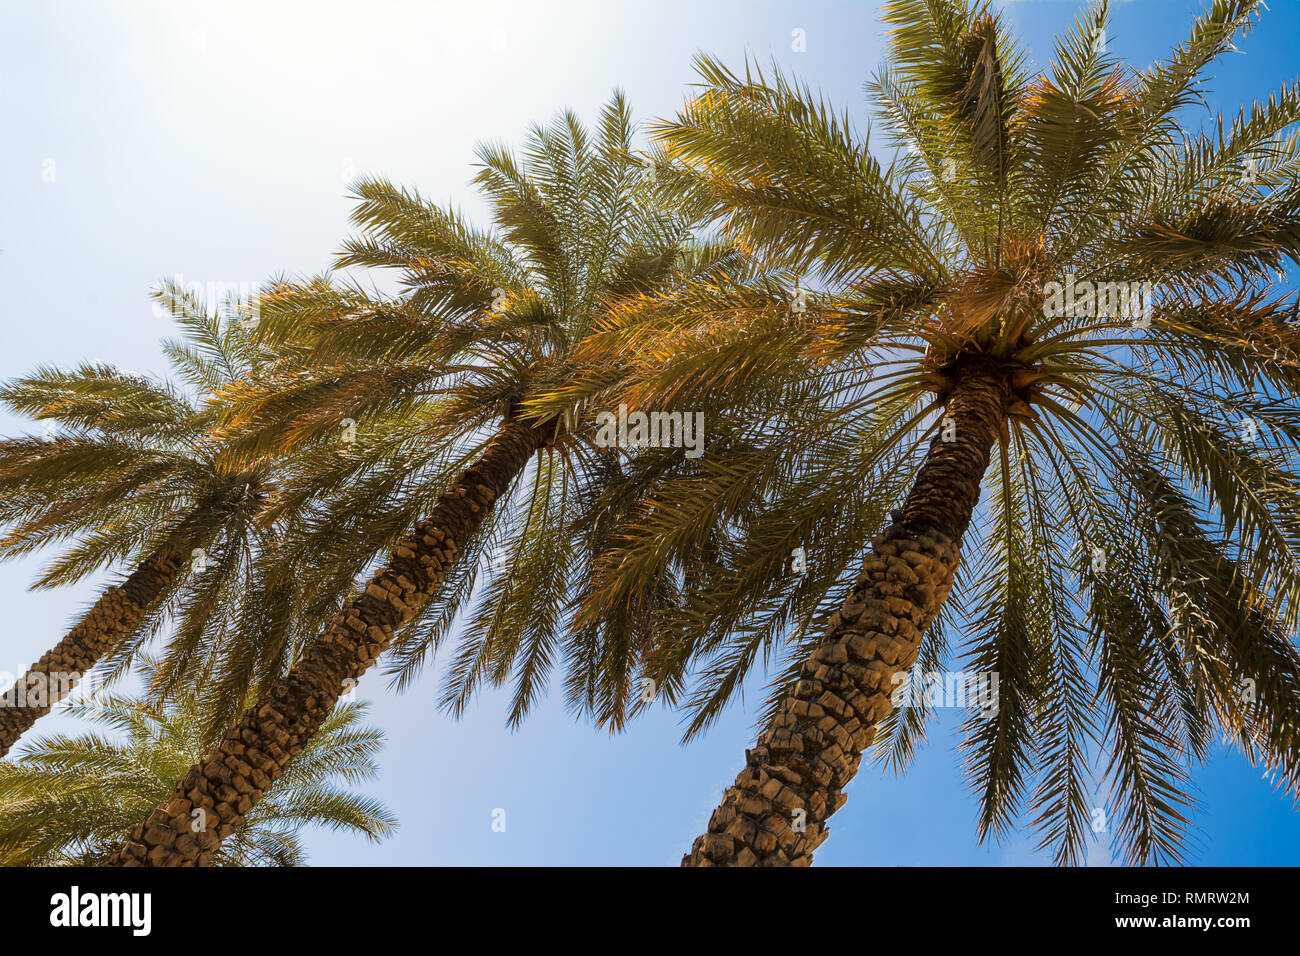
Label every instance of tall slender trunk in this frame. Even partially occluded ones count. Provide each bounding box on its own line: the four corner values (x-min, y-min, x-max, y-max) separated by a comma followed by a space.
683, 364, 1010, 866
106, 418, 549, 866
0, 545, 186, 757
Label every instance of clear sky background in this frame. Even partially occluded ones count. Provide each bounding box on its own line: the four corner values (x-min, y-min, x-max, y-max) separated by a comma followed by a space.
3, 0, 1300, 865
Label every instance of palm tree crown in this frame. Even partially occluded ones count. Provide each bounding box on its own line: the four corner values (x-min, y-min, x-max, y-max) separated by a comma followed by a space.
225, 93, 733, 725
0, 657, 396, 866
578, 0, 1300, 865
104, 94, 740, 866
0, 284, 323, 749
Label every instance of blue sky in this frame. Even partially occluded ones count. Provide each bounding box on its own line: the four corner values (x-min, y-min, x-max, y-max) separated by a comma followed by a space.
3, 0, 1300, 865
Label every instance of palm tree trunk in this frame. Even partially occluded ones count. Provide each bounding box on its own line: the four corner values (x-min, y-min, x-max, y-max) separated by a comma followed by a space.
0, 545, 187, 757
106, 418, 549, 866
683, 363, 1010, 866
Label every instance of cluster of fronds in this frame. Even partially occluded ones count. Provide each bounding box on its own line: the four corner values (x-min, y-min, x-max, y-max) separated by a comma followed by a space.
0, 658, 395, 866
2, 0, 1299, 869
567, 0, 1300, 867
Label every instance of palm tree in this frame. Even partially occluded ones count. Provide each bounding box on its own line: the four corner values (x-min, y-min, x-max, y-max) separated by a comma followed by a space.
577, 0, 1300, 865
107, 94, 732, 865
0, 284, 298, 756
0, 658, 395, 865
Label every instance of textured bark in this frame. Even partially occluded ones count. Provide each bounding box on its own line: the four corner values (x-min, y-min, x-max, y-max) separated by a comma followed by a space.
0, 545, 187, 757
106, 418, 549, 866
682, 364, 1009, 866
